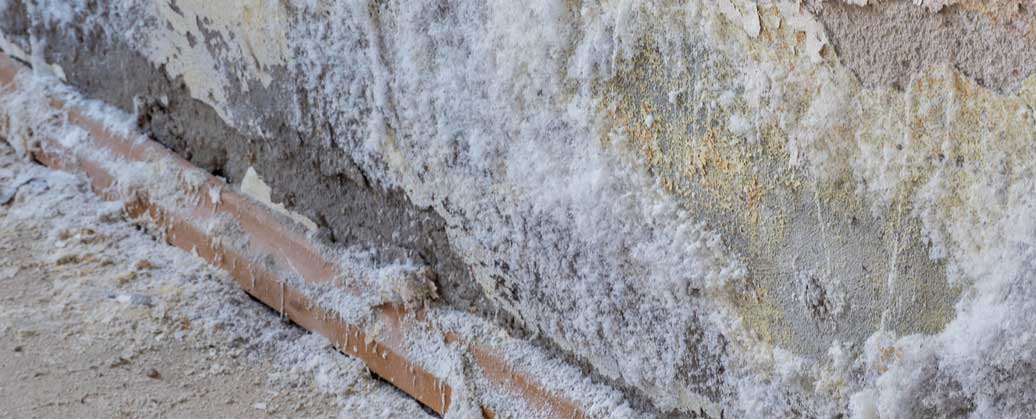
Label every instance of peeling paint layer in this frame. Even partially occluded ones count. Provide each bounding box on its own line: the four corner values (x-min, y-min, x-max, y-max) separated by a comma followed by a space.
142, 0, 292, 120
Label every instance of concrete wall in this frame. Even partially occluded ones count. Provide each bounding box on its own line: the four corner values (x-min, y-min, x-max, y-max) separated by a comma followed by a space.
5, 0, 1036, 417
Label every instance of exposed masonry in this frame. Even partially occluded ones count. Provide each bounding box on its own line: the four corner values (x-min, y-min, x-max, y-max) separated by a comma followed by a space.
818, 0, 1036, 93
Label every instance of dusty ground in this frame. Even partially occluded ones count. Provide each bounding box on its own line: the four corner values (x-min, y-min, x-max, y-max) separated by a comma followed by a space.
0, 140, 434, 419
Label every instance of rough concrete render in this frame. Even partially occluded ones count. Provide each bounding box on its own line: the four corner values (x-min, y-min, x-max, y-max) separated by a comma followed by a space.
3, 0, 1036, 417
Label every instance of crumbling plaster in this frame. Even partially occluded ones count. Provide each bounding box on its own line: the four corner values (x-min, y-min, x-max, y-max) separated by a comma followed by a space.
4, 0, 1036, 416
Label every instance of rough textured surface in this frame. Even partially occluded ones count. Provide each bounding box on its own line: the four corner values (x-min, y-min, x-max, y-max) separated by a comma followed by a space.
5, 0, 1036, 417
819, 0, 1036, 92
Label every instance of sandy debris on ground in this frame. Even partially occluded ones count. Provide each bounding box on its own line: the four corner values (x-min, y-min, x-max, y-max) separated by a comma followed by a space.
0, 140, 434, 418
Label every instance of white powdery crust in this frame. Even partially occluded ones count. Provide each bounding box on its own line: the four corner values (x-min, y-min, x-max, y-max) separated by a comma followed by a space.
284, 1, 748, 413
11, 0, 1036, 417
0, 68, 638, 418
0, 72, 434, 418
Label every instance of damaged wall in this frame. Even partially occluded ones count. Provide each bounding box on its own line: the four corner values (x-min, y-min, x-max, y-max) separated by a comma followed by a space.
4, 0, 1036, 417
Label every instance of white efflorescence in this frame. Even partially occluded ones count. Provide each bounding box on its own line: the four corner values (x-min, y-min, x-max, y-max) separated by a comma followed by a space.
0, 94, 435, 418
283, 1, 748, 414
845, 186, 1036, 418
0, 68, 631, 418
10, 0, 1036, 417
722, 4, 1036, 419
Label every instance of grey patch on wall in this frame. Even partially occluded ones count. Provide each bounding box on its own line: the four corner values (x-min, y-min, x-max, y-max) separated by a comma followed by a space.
819, 0, 1036, 93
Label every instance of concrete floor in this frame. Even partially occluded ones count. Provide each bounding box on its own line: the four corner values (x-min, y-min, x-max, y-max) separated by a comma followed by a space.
0, 141, 433, 418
